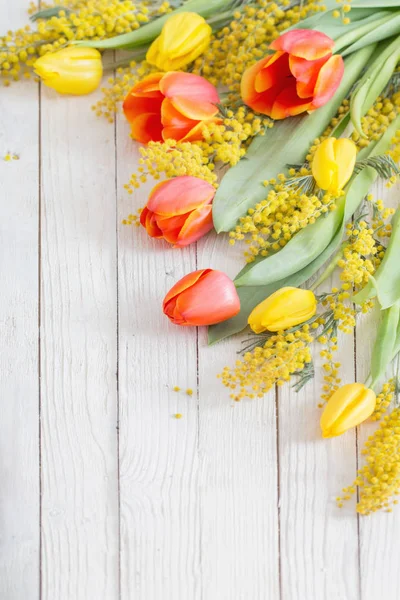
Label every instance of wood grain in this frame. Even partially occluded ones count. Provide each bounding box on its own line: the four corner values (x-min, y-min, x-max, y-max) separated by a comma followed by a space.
0, 4, 40, 599
39, 83, 119, 598
2, 1, 400, 597
279, 269, 359, 600
197, 233, 280, 600
356, 180, 400, 600
116, 116, 201, 600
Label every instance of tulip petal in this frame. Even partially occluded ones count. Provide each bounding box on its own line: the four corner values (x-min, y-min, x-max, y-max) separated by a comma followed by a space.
175, 204, 213, 247
161, 97, 198, 140
123, 94, 164, 125
163, 269, 209, 310
160, 71, 220, 104
321, 384, 376, 438
129, 72, 164, 97
270, 81, 313, 120
171, 96, 219, 121
311, 55, 344, 109
271, 29, 334, 60
254, 52, 290, 93
175, 270, 240, 325
140, 207, 163, 238
289, 54, 330, 99
156, 213, 188, 244
334, 138, 357, 191
147, 176, 215, 216
311, 137, 337, 191
241, 54, 274, 108
129, 113, 164, 144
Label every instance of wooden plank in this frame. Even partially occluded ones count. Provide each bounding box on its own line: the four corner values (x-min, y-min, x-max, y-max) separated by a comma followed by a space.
197, 235, 281, 599
40, 82, 119, 597
116, 118, 200, 599
278, 269, 359, 600
0, 3, 40, 599
357, 181, 400, 600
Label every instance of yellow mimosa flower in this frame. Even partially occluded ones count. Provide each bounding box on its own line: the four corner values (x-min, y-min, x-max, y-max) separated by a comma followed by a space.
146, 12, 212, 71
320, 383, 376, 438
312, 137, 357, 194
34, 47, 103, 95
248, 287, 317, 334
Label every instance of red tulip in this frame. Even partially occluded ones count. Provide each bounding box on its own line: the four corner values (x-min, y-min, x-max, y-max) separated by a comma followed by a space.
123, 71, 220, 144
140, 176, 215, 247
241, 29, 344, 119
163, 269, 240, 326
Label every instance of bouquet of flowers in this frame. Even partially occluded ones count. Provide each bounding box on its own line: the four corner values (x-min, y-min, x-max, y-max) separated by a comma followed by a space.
4, 0, 400, 515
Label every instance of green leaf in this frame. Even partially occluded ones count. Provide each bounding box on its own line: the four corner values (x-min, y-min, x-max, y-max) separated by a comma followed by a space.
209, 115, 400, 344
353, 207, 400, 309
208, 227, 345, 344
30, 6, 70, 21
369, 302, 400, 390
212, 45, 376, 233
74, 0, 234, 50
350, 35, 400, 136
339, 12, 400, 56
235, 115, 400, 288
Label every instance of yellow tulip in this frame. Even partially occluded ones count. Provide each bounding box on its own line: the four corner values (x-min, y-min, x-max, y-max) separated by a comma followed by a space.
34, 47, 103, 95
146, 12, 212, 71
248, 287, 317, 334
320, 383, 376, 438
312, 137, 357, 194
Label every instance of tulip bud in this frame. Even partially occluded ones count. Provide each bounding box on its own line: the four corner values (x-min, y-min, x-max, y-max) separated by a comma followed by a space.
248, 287, 317, 334
320, 383, 376, 438
163, 269, 240, 326
312, 137, 357, 194
146, 12, 212, 71
34, 47, 103, 95
140, 176, 215, 247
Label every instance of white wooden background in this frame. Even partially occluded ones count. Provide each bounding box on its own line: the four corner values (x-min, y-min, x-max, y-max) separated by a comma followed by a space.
1, 2, 400, 599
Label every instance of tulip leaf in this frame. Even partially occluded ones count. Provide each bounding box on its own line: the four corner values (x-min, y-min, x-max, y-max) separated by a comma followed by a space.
208, 226, 345, 344
208, 115, 400, 344
353, 207, 400, 310
339, 12, 400, 57
74, 0, 234, 50
234, 115, 400, 288
30, 6, 71, 21
369, 302, 400, 390
212, 45, 375, 233
350, 35, 400, 136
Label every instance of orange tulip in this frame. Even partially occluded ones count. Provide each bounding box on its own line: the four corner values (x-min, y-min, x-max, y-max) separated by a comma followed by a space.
163, 269, 240, 326
123, 71, 220, 144
241, 29, 344, 120
140, 176, 215, 247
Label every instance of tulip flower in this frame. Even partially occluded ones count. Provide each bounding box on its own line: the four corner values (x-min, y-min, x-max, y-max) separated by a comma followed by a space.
248, 287, 317, 334
33, 47, 103, 95
320, 383, 376, 438
312, 137, 357, 194
140, 176, 215, 247
241, 29, 344, 119
146, 12, 212, 71
163, 269, 240, 326
123, 71, 220, 144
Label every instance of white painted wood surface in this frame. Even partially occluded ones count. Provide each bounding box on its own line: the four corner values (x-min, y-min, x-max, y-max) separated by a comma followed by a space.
1, 3, 400, 599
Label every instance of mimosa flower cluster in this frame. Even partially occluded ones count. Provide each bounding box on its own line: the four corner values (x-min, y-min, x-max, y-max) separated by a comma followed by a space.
0, 0, 169, 86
